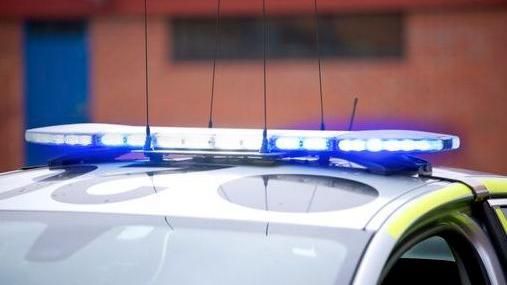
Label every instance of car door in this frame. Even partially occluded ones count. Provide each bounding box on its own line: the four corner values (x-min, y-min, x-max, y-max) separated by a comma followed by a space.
353, 183, 506, 285
377, 212, 497, 285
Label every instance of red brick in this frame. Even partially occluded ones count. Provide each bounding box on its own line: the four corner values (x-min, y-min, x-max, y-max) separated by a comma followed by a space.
0, 21, 23, 172
92, 9, 507, 173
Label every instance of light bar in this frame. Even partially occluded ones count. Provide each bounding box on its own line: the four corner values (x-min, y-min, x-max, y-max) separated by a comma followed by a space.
270, 136, 333, 152
25, 124, 146, 148
25, 132, 93, 146
25, 124, 460, 155
335, 130, 459, 153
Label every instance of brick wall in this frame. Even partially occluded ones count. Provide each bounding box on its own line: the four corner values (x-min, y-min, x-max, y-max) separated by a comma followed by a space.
1, 8, 505, 173
91, 9, 507, 173
0, 21, 23, 172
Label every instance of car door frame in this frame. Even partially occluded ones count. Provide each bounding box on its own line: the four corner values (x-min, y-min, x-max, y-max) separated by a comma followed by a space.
484, 198, 507, 272
352, 186, 506, 285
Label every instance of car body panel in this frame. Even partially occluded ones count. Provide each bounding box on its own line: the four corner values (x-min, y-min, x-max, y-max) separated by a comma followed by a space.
0, 162, 442, 230
1, 161, 506, 284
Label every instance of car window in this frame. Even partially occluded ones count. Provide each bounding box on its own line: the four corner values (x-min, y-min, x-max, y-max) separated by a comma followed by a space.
381, 236, 462, 285
381, 233, 488, 285
495, 207, 507, 234
0, 211, 371, 285
484, 200, 507, 271
399, 236, 455, 261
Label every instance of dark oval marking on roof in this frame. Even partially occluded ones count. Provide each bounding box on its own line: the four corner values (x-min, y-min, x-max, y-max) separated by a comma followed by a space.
0, 165, 98, 201
37, 165, 98, 182
51, 165, 232, 205
218, 174, 378, 213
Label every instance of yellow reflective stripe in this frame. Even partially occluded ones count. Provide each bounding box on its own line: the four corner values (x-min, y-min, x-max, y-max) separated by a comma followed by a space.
494, 207, 507, 234
481, 178, 507, 197
387, 183, 472, 239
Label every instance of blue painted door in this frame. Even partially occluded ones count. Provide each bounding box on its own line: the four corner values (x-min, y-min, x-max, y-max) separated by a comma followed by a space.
24, 21, 89, 165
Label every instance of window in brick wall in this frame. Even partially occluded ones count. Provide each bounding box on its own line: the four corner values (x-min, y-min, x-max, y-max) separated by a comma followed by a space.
171, 13, 404, 61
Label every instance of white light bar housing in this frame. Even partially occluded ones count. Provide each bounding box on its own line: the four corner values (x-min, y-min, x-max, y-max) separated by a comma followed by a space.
25, 123, 460, 154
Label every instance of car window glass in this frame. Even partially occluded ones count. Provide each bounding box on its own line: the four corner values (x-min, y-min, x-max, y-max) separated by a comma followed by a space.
400, 236, 455, 261
381, 236, 461, 285
0, 211, 370, 285
382, 230, 490, 285
498, 207, 507, 234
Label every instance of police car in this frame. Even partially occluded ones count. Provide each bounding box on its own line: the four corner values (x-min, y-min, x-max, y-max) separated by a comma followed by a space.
0, 123, 506, 285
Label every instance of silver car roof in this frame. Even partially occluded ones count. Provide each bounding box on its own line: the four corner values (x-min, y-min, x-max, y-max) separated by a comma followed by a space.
0, 161, 460, 231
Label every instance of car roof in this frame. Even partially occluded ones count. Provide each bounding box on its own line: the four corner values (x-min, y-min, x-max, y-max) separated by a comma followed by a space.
0, 161, 504, 231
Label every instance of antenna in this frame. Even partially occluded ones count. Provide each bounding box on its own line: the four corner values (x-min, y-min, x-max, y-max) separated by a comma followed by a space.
263, 176, 269, 211
348, 97, 359, 131
143, 0, 152, 150
260, 0, 269, 153
313, 0, 325, 131
208, 0, 222, 128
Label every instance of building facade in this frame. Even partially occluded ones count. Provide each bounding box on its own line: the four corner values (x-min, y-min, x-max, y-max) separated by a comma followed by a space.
1, 0, 506, 172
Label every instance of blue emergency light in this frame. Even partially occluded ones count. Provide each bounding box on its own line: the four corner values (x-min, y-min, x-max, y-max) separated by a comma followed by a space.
25, 123, 460, 155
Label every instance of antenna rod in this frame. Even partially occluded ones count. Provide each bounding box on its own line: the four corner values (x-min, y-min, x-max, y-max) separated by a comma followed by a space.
208, 0, 222, 128
143, 0, 152, 150
313, 0, 325, 131
348, 97, 358, 131
260, 0, 269, 153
